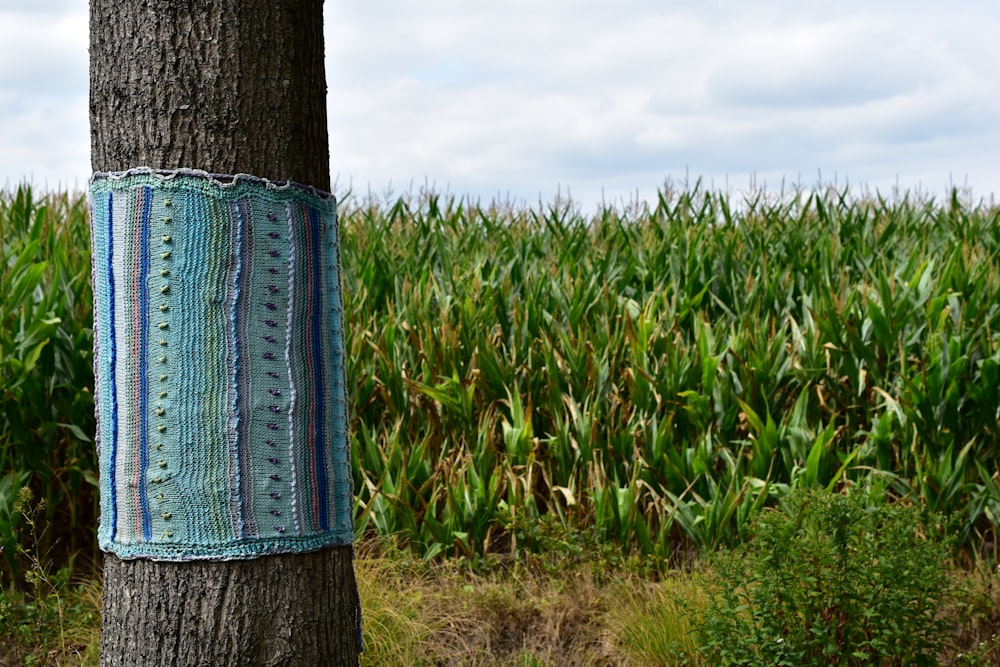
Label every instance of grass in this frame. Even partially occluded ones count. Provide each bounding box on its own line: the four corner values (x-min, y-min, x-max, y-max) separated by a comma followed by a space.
603, 574, 709, 666
353, 537, 615, 666
1, 490, 101, 666
1, 539, 998, 666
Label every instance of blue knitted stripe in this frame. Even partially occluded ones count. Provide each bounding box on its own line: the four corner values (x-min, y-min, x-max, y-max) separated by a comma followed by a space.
287, 202, 316, 532
308, 206, 329, 531
283, 201, 303, 534
205, 194, 239, 541
243, 197, 292, 537
105, 191, 120, 543
173, 188, 208, 546
232, 198, 258, 538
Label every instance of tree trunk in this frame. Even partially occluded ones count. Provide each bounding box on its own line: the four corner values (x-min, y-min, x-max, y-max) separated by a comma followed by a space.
90, 1, 360, 665
90, 0, 331, 188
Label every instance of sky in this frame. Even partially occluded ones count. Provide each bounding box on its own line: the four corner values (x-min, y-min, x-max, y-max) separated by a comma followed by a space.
2, 0, 999, 211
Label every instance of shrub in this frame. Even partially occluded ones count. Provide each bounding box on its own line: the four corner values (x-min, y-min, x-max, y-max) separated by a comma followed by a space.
699, 487, 952, 666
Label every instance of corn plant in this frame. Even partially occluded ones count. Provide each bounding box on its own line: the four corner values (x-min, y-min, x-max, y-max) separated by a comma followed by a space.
340, 184, 1000, 562
0, 187, 97, 582
4, 182, 1000, 576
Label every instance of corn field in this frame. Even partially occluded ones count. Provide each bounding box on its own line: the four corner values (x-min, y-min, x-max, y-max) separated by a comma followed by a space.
3, 183, 1000, 577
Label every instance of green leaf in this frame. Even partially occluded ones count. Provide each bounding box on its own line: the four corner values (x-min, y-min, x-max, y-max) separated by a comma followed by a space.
58, 422, 92, 443
4, 239, 40, 285
7, 260, 47, 311
20, 337, 49, 377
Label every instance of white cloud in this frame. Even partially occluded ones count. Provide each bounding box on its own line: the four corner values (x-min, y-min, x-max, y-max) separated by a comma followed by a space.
0, 10, 86, 97
0, 3, 89, 190
2, 1, 1000, 207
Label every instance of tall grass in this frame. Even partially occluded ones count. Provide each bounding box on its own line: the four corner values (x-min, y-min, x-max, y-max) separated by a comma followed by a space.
2, 182, 999, 582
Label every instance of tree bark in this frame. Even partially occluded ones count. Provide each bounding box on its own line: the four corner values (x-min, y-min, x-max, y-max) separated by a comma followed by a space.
90, 1, 359, 665
90, 0, 330, 188
100, 551, 359, 667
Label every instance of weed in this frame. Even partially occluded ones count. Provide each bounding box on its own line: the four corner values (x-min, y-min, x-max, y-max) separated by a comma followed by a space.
0, 487, 100, 665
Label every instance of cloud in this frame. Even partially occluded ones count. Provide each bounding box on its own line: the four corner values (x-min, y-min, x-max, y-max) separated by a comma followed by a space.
0, 7, 87, 94
703, 22, 921, 109
3, 1, 1000, 207
0, 2, 89, 190
324, 1, 1000, 206
0, 92, 89, 190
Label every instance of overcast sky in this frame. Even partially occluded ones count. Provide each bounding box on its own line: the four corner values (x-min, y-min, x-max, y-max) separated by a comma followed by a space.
2, 1, 999, 209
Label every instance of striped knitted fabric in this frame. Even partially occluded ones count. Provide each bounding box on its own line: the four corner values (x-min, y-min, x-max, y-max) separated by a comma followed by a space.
89, 168, 353, 560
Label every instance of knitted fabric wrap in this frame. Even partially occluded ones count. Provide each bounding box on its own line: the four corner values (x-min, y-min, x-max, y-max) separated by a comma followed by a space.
89, 169, 353, 560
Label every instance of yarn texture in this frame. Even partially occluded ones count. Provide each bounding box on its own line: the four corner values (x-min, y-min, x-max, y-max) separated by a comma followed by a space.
89, 168, 353, 560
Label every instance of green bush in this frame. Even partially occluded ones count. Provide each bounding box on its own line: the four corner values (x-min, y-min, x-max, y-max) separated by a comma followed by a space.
699, 488, 952, 666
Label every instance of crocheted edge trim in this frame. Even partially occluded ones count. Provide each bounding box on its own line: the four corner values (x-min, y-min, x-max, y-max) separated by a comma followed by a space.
90, 167, 336, 203
102, 529, 355, 562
